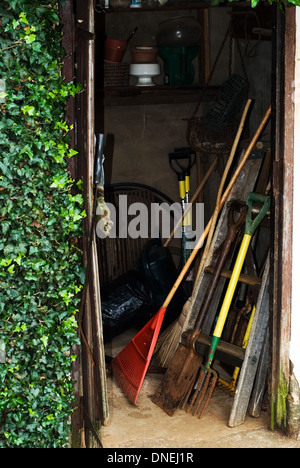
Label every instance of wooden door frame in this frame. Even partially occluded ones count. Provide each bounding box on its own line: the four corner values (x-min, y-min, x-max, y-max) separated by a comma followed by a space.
270, 4, 296, 434
61, 0, 108, 448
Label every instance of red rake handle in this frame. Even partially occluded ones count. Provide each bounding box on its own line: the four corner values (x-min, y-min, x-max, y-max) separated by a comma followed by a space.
161, 105, 271, 312
132, 307, 167, 361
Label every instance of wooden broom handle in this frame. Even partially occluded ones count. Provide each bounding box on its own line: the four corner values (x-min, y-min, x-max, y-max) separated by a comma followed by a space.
162, 105, 271, 310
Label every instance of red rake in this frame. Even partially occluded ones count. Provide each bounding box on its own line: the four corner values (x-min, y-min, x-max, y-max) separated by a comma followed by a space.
111, 220, 211, 406
112, 307, 166, 405
112, 104, 272, 406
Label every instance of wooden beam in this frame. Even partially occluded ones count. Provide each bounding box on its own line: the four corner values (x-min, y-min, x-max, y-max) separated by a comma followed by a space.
204, 266, 262, 287
60, 0, 77, 178
270, 4, 295, 432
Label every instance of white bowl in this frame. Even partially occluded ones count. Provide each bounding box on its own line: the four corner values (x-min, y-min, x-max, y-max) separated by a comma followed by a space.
130, 63, 160, 86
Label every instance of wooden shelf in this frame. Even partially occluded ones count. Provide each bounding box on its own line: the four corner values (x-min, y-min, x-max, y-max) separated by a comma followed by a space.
98, 85, 218, 106
99, 3, 214, 105
103, 1, 253, 13
104, 2, 211, 12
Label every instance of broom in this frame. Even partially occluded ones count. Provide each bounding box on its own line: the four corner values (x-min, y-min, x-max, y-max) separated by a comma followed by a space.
154, 99, 251, 366
155, 102, 271, 368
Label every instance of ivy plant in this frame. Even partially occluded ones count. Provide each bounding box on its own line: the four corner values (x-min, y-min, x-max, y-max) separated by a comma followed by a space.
0, 1, 85, 448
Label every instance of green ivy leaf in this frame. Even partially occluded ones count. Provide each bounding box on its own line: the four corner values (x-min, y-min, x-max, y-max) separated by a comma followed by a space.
0, 0, 84, 449
24, 34, 36, 44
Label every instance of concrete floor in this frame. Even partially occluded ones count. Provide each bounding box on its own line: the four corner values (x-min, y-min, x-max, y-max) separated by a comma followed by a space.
103, 330, 300, 449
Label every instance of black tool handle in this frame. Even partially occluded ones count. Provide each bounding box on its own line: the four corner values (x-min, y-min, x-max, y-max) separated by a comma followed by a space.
169, 152, 195, 178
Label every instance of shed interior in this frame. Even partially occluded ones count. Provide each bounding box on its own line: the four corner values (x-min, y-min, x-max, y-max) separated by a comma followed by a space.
77, 0, 290, 448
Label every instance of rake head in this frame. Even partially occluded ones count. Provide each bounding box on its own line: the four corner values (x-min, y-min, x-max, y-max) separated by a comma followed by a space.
112, 340, 147, 406
180, 367, 218, 418
112, 307, 166, 406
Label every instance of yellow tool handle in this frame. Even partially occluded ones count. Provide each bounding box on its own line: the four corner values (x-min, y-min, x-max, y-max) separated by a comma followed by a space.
179, 176, 192, 227
183, 175, 191, 227
183, 211, 191, 227
213, 234, 252, 338
164, 157, 217, 248
185, 174, 190, 193
242, 305, 256, 348
223, 304, 256, 389
179, 179, 186, 199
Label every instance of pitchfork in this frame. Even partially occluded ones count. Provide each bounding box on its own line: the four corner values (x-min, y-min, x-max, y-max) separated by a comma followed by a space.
180, 192, 270, 418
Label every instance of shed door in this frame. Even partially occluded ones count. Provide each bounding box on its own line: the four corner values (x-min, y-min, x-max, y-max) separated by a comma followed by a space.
62, 0, 108, 447
75, 0, 109, 431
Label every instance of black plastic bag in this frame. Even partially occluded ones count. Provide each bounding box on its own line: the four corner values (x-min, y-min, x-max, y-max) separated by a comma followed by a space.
138, 239, 187, 327
101, 270, 155, 342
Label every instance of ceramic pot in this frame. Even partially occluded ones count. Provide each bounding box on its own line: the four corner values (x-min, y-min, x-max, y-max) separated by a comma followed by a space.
131, 46, 158, 63
105, 38, 127, 63
130, 62, 161, 86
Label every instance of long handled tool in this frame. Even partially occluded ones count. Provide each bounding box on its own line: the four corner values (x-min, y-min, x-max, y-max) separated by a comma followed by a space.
78, 134, 105, 364
218, 303, 256, 394
163, 155, 218, 248
152, 203, 247, 415
112, 106, 271, 406
180, 192, 270, 418
169, 149, 195, 292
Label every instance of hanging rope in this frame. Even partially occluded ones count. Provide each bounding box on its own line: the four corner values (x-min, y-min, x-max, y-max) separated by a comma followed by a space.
190, 21, 249, 120
190, 25, 231, 120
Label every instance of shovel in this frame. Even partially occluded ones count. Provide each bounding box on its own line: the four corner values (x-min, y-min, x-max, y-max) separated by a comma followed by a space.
180, 192, 270, 418
152, 202, 247, 416
111, 106, 271, 406
169, 149, 195, 293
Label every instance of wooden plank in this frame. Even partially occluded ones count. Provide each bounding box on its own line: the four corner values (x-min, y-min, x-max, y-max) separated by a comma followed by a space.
60, 0, 82, 447
102, 85, 218, 106
104, 2, 219, 13
228, 257, 269, 428
60, 0, 76, 178
269, 6, 295, 432
193, 333, 245, 367
75, 0, 96, 446
248, 327, 269, 418
75, 0, 109, 446
197, 8, 210, 86
204, 266, 262, 287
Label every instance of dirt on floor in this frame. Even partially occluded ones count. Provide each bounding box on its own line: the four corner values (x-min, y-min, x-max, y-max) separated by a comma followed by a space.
102, 331, 300, 449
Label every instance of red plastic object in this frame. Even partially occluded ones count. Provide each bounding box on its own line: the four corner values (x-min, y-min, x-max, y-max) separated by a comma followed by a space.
112, 307, 167, 405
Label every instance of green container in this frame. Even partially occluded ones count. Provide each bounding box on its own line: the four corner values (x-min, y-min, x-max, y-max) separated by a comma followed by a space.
158, 45, 198, 86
